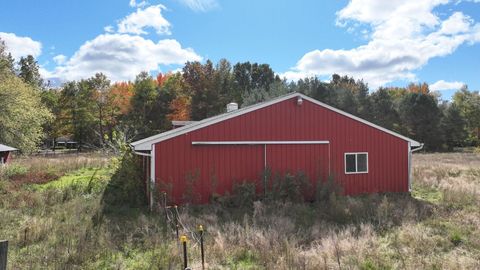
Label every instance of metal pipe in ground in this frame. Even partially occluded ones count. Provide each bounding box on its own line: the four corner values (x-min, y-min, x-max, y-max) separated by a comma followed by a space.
174, 205, 179, 239
0, 240, 8, 270
199, 225, 205, 270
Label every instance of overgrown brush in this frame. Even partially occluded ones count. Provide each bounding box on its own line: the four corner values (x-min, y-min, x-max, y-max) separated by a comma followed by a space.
101, 149, 146, 211
2, 152, 480, 269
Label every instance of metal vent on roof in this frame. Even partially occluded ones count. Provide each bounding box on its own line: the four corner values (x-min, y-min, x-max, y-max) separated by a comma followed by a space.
227, 102, 238, 112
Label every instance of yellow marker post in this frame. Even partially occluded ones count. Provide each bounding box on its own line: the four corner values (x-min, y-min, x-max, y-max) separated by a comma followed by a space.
180, 235, 187, 243
181, 235, 188, 269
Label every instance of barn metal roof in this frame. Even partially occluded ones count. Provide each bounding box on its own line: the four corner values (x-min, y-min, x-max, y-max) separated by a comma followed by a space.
131, 92, 421, 151
0, 144, 18, 152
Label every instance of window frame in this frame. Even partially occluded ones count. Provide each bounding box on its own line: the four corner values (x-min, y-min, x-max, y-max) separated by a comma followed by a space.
344, 152, 369, 174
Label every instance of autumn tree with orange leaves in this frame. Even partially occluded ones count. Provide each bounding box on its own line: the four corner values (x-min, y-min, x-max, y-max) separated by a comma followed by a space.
19, 56, 476, 152
162, 73, 191, 121
109, 82, 134, 116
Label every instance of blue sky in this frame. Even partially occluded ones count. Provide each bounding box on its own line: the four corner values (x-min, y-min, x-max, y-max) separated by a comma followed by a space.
1, 0, 479, 100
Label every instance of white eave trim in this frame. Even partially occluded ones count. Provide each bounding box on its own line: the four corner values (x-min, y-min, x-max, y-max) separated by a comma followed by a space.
131, 93, 421, 150
172, 120, 198, 126
133, 151, 151, 157
192, 140, 330, 145
0, 144, 18, 152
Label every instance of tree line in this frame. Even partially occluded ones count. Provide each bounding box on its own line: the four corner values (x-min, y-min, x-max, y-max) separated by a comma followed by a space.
1, 39, 479, 153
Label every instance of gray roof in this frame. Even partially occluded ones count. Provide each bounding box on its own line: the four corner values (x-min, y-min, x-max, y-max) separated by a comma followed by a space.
0, 144, 18, 152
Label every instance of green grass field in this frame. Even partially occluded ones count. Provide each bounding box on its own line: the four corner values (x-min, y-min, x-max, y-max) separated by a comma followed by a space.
1, 152, 479, 269
31, 167, 111, 193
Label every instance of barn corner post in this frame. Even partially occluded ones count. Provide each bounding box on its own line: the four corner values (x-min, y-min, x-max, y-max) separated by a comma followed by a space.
408, 141, 412, 192
408, 142, 424, 193
263, 144, 267, 197
150, 143, 156, 211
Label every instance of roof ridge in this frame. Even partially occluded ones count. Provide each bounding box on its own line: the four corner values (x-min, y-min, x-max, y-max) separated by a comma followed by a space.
131, 92, 420, 150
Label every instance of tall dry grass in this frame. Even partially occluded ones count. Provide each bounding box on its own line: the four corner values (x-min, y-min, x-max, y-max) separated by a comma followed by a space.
1, 152, 479, 269
413, 152, 480, 207
170, 152, 480, 269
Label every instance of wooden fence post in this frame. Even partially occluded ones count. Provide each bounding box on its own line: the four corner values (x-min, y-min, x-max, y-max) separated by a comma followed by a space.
0, 240, 8, 270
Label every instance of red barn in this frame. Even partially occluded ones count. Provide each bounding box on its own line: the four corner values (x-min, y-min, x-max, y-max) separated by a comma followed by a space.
131, 93, 422, 205
0, 144, 17, 165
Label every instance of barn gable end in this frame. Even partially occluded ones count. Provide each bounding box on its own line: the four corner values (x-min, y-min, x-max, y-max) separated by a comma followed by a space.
132, 93, 422, 204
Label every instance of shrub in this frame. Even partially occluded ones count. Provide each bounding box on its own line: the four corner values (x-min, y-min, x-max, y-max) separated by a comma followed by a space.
0, 179, 7, 194
268, 171, 311, 202
182, 170, 201, 204
101, 149, 146, 211
0, 164, 28, 179
232, 181, 256, 208
449, 231, 463, 246
323, 192, 351, 224
216, 180, 257, 208
316, 174, 342, 202
359, 259, 377, 270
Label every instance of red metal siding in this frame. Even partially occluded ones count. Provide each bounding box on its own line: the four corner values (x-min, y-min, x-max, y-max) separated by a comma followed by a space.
154, 97, 409, 204
266, 144, 329, 184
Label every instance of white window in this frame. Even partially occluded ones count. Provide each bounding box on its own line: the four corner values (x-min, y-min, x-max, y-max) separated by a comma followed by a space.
345, 152, 368, 174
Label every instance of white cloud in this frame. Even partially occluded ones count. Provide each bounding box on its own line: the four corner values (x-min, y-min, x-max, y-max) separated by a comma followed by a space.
50, 34, 201, 82
104, 25, 114, 33
0, 32, 42, 59
430, 80, 465, 91
439, 12, 473, 34
39, 67, 55, 80
117, 5, 171, 35
41, 3, 203, 82
282, 0, 480, 89
53, 54, 67, 65
177, 0, 219, 12
129, 0, 148, 8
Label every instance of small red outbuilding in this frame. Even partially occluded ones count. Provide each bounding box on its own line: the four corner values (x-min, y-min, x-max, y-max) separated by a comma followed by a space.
132, 93, 422, 205
0, 143, 17, 165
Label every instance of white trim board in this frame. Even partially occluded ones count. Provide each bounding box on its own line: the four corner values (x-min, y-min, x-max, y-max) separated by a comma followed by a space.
131, 92, 421, 151
408, 141, 412, 192
149, 144, 155, 210
192, 140, 329, 145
